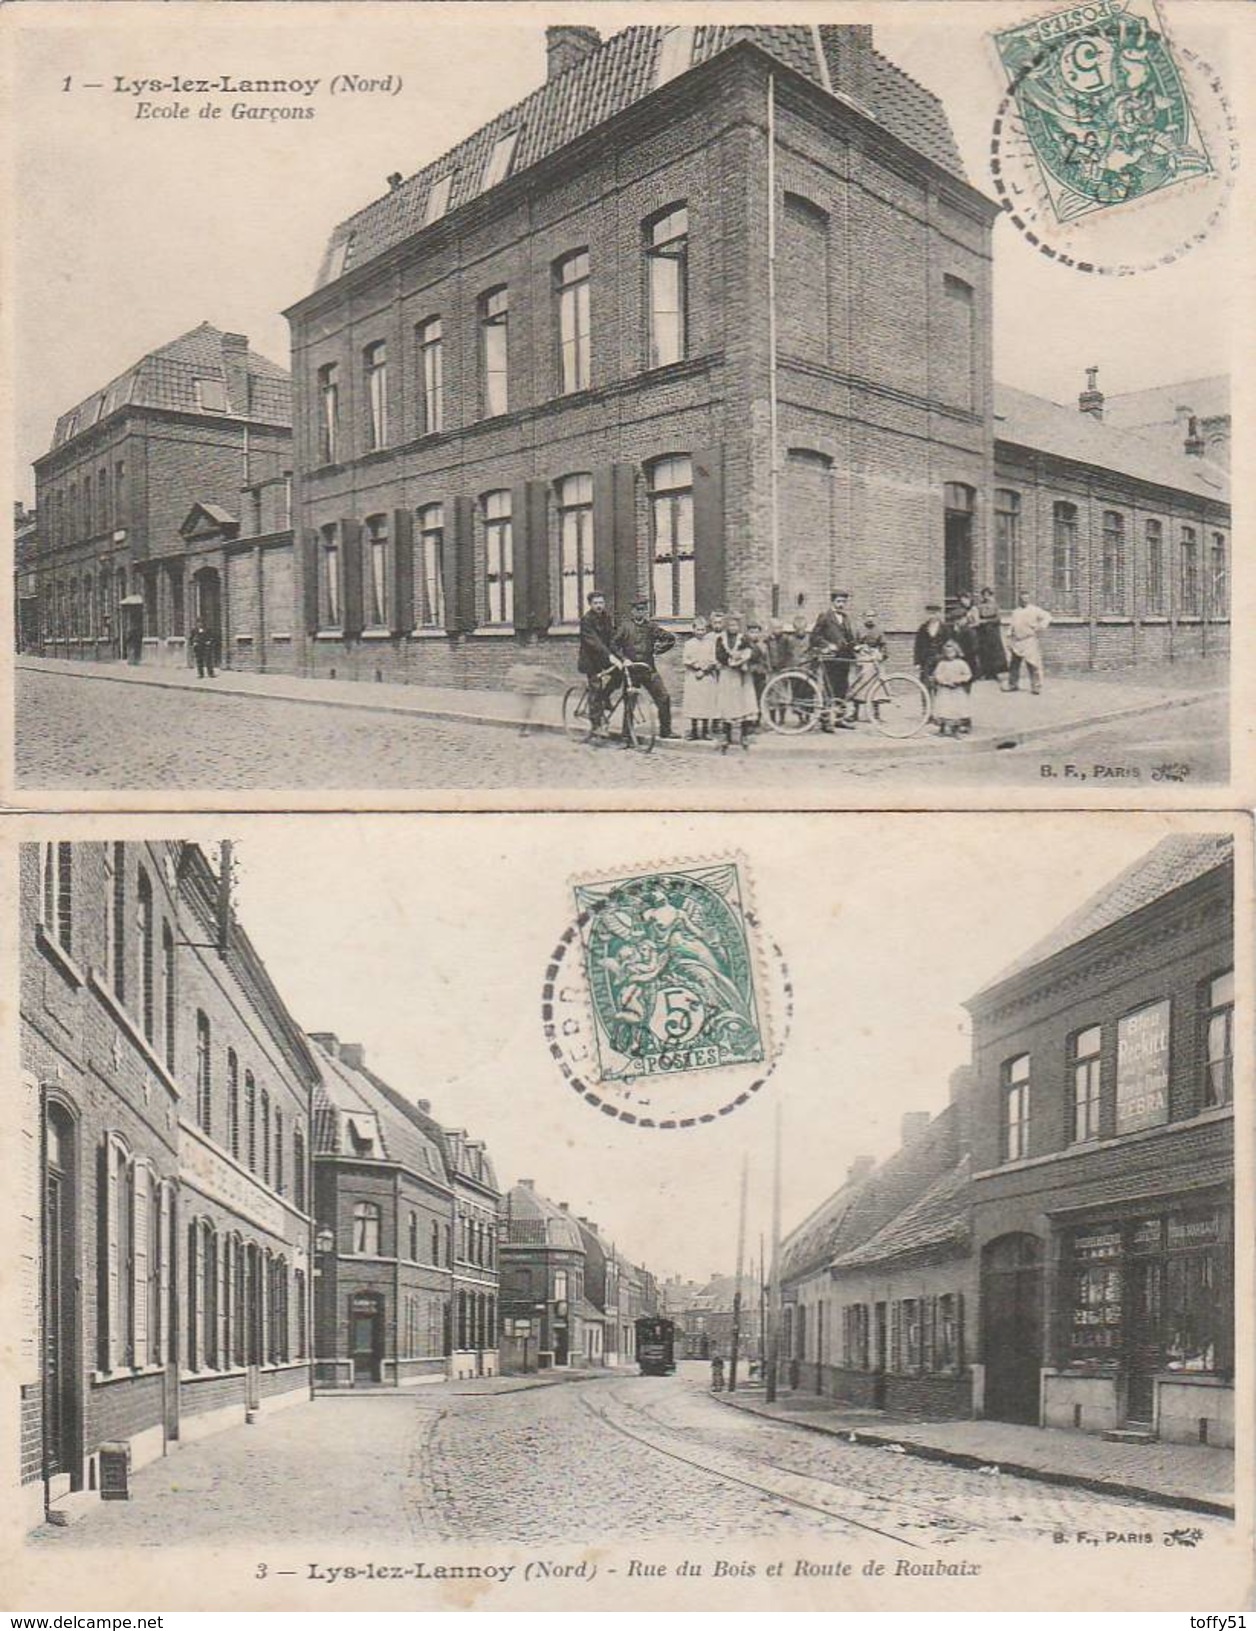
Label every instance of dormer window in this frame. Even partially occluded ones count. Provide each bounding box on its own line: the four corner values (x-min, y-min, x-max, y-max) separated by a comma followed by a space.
482, 130, 520, 190
326, 233, 355, 281
195, 378, 228, 413
341, 1112, 379, 1155
425, 172, 454, 224
656, 27, 695, 86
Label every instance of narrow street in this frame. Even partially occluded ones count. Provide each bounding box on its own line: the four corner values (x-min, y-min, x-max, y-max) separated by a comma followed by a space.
30, 1366, 1232, 1552
16, 665, 1227, 791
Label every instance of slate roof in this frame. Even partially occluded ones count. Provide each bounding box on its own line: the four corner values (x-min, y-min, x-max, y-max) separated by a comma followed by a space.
829, 1157, 970, 1270
313, 25, 964, 291
504, 1182, 586, 1253
973, 834, 1234, 998
48, 323, 291, 455
443, 1127, 501, 1195
310, 1038, 449, 1183
994, 383, 1229, 503
1103, 375, 1230, 430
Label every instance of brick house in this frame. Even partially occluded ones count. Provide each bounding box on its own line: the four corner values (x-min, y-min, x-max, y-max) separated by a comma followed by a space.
498, 1180, 587, 1371
308, 1035, 500, 1386
283, 23, 999, 694
966, 834, 1234, 1445
30, 323, 293, 672
17, 841, 317, 1527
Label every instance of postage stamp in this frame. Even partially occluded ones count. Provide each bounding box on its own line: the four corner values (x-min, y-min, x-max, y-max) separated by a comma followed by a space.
993, 0, 1213, 225
542, 856, 790, 1128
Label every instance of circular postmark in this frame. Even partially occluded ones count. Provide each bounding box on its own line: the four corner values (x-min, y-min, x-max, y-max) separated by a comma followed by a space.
989, 3, 1237, 275
541, 862, 792, 1128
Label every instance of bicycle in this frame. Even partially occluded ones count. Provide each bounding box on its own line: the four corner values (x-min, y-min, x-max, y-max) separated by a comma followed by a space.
760, 654, 931, 740
562, 660, 659, 754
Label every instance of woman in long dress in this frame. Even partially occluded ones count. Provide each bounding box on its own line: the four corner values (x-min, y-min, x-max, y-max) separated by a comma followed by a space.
714, 613, 758, 752
976, 586, 1010, 688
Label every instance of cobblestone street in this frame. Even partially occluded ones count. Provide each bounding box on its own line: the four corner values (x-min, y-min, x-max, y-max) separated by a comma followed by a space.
16, 665, 1227, 791
29, 1369, 1233, 1553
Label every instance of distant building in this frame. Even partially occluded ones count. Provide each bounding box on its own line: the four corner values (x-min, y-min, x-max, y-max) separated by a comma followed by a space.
498, 1180, 587, 1370
30, 323, 293, 672
14, 502, 39, 651
308, 1035, 500, 1386
1103, 375, 1230, 468
672, 1272, 762, 1362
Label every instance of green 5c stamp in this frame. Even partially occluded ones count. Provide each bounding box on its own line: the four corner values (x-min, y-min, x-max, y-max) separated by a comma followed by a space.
542, 857, 790, 1128
994, 0, 1212, 224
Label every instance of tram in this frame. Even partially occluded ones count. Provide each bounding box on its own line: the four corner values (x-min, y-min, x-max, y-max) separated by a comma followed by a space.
635, 1316, 677, 1376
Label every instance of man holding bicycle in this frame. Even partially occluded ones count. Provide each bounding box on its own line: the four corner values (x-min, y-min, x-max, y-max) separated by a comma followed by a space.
809, 588, 857, 731
577, 589, 622, 736
616, 596, 678, 739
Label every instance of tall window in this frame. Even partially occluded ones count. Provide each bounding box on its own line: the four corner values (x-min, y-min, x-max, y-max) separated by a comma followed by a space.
482, 490, 514, 624
556, 250, 591, 394
260, 1091, 271, 1185
317, 363, 340, 464
1144, 519, 1165, 614
409, 1212, 419, 1260
1072, 1025, 1101, 1143
1209, 532, 1227, 616
1180, 527, 1200, 615
1204, 970, 1234, 1107
195, 1012, 212, 1132
293, 1123, 306, 1212
1003, 1054, 1030, 1161
321, 523, 341, 628
274, 1110, 284, 1195
994, 490, 1020, 606
104, 840, 125, 998
417, 318, 443, 435
941, 274, 976, 411
364, 515, 389, 628
136, 868, 154, 1043
245, 1071, 257, 1171
41, 843, 73, 954
364, 342, 388, 450
648, 455, 695, 618
98, 468, 109, 530
162, 923, 176, 1072
646, 205, 688, 368
556, 473, 594, 623
114, 461, 126, 523
1100, 511, 1125, 613
479, 287, 509, 417
1052, 502, 1079, 611
227, 1051, 240, 1160
431, 1220, 440, 1265
417, 504, 445, 628
353, 1201, 381, 1255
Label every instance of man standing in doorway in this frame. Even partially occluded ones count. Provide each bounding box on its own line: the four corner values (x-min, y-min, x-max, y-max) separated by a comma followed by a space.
809, 589, 857, 731
1007, 590, 1052, 694
190, 617, 217, 679
616, 596, 678, 739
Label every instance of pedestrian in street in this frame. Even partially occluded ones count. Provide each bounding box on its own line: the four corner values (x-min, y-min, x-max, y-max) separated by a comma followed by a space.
682, 614, 717, 740
951, 590, 982, 678
615, 595, 678, 740
1007, 590, 1052, 694
849, 612, 887, 723
577, 589, 622, 739
744, 619, 770, 730
976, 586, 1010, 689
190, 617, 217, 679
710, 1354, 726, 1391
713, 612, 758, 752
810, 589, 857, 731
931, 638, 973, 737
913, 603, 952, 693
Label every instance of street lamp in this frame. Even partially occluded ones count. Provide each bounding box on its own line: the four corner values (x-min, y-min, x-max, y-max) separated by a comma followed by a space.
314, 1226, 335, 1277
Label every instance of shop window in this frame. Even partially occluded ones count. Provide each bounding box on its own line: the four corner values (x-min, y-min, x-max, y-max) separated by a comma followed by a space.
645, 205, 688, 368
647, 455, 695, 618
1002, 1053, 1030, 1161
1203, 970, 1234, 1107
1067, 1225, 1123, 1362
353, 1201, 381, 1256
1071, 1024, 1102, 1143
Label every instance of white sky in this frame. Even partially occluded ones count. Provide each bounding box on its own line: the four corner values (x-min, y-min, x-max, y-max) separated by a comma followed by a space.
8, 1, 1237, 503
223, 812, 1197, 1285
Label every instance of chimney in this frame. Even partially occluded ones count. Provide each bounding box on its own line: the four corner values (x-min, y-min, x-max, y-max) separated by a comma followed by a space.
339, 1042, 365, 1070
558, 1201, 570, 1212
1078, 365, 1104, 420
387, 171, 403, 191
901, 1111, 930, 1148
416, 1098, 432, 1113
309, 1032, 339, 1058
1184, 414, 1206, 457
546, 25, 600, 80
820, 24, 873, 101
221, 331, 250, 417
846, 1155, 875, 1185
518, 1178, 535, 1189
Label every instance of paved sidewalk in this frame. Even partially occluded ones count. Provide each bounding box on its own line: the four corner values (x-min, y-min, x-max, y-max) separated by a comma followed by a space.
18, 654, 1226, 761
719, 1386, 1234, 1517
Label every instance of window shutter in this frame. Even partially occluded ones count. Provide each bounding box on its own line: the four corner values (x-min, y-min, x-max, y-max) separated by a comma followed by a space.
340, 517, 364, 638
107, 1140, 120, 1369
302, 532, 321, 633
516, 479, 552, 632
594, 465, 639, 619
392, 508, 415, 634
692, 445, 725, 615
923, 1296, 935, 1374
592, 469, 617, 608
445, 496, 477, 634
890, 1300, 901, 1373
133, 1163, 150, 1361
955, 1291, 965, 1369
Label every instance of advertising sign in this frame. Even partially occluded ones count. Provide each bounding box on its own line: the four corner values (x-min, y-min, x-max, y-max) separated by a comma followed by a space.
1116, 1000, 1171, 1134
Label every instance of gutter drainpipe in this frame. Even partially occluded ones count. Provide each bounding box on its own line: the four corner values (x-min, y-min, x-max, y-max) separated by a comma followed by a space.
767, 72, 781, 619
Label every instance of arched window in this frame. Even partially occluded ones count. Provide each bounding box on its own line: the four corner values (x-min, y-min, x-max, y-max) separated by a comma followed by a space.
226, 1051, 240, 1160
416, 504, 445, 629
645, 205, 688, 368
994, 490, 1021, 605
1101, 511, 1126, 613
431, 1219, 441, 1265
416, 318, 443, 436
481, 490, 514, 625
363, 341, 388, 450
941, 274, 976, 411
353, 1201, 381, 1256
1180, 527, 1200, 615
245, 1071, 257, 1170
478, 287, 509, 417
161, 922, 176, 1072
647, 455, 695, 618
409, 1211, 419, 1261
555, 251, 591, 394
555, 473, 595, 624
780, 195, 830, 357
260, 1090, 271, 1185
136, 868, 155, 1043
41, 842, 74, 955
1144, 519, 1165, 613
1052, 501, 1080, 611
293, 1122, 306, 1212
195, 1011, 211, 1132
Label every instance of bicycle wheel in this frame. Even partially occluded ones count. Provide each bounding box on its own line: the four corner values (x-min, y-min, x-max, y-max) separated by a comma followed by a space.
562, 684, 593, 743
760, 672, 823, 734
625, 691, 657, 754
871, 674, 932, 738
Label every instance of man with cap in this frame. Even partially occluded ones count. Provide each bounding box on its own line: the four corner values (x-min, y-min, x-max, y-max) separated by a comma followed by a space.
913, 602, 953, 691
577, 588, 623, 736
809, 589, 857, 730
615, 595, 678, 739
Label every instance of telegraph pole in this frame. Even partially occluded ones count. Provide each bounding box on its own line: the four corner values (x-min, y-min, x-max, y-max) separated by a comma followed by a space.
765, 1099, 782, 1403
728, 1154, 748, 1392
